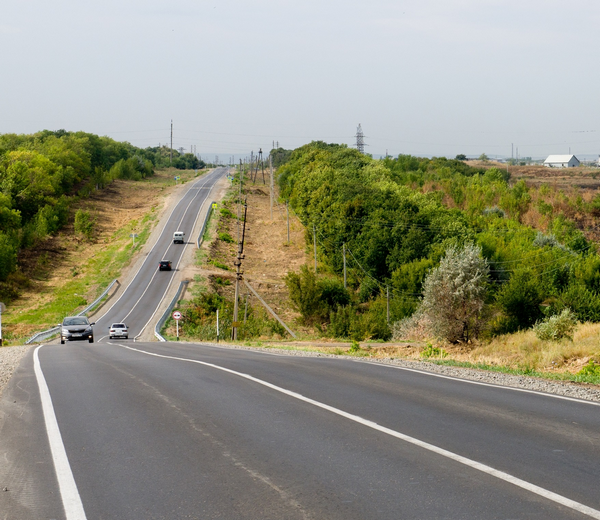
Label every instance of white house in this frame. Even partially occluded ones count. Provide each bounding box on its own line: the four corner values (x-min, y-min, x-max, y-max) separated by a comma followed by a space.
543, 154, 580, 168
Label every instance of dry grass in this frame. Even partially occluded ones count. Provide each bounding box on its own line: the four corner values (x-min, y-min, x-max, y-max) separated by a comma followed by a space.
451, 323, 600, 373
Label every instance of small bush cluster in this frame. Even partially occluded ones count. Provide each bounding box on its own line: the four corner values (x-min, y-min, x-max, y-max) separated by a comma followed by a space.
74, 210, 95, 240
218, 232, 234, 243
533, 309, 578, 341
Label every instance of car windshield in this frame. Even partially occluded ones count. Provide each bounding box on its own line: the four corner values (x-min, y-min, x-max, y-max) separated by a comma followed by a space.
111, 324, 126, 328
64, 317, 89, 326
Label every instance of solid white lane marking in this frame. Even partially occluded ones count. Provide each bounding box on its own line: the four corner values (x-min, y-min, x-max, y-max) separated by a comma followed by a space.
119, 343, 600, 519
173, 342, 600, 407
34, 346, 87, 519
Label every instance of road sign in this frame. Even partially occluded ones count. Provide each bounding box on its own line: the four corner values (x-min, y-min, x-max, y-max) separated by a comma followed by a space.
212, 203, 217, 209
173, 311, 182, 320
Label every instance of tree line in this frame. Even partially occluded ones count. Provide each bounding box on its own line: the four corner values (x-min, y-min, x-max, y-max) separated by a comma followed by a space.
0, 129, 204, 300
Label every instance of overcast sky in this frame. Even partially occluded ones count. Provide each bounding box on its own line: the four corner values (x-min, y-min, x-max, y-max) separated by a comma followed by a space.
2, 0, 600, 160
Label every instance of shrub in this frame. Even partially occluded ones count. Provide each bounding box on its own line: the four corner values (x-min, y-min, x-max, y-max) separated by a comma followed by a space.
482, 206, 506, 218
578, 359, 600, 377
319, 277, 350, 309
74, 209, 95, 240
285, 265, 325, 325
420, 343, 448, 359
210, 260, 229, 270
533, 309, 577, 341
416, 243, 489, 342
533, 232, 566, 251
218, 232, 234, 243
220, 207, 235, 219
495, 270, 544, 332
553, 283, 600, 323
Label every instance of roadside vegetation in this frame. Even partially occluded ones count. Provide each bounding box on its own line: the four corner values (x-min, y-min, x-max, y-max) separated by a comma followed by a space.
0, 129, 207, 342
271, 142, 600, 382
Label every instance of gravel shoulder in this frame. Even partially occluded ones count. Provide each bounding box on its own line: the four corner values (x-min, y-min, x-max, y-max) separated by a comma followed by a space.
0, 346, 32, 399
2, 342, 600, 403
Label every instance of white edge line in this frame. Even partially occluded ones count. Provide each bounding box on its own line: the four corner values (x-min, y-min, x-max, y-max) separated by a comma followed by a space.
175, 342, 600, 407
117, 343, 600, 520
34, 346, 87, 520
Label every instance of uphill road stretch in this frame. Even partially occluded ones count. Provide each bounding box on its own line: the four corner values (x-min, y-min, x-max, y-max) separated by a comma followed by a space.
96, 166, 228, 341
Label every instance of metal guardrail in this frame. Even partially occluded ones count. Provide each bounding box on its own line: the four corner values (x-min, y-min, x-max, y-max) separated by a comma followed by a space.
25, 279, 120, 344
197, 200, 216, 248
154, 280, 189, 342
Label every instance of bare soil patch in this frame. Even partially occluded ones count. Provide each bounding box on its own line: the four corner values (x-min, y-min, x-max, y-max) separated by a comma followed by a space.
203, 183, 309, 332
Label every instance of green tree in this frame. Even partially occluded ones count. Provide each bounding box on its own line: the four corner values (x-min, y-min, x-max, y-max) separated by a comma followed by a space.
495, 270, 544, 332
419, 243, 489, 342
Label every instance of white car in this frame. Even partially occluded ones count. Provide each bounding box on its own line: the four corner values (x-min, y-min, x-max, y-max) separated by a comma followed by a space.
109, 323, 129, 339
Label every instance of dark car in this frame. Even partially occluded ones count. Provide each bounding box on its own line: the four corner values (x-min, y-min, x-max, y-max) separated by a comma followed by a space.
60, 316, 95, 344
109, 323, 128, 339
159, 260, 172, 271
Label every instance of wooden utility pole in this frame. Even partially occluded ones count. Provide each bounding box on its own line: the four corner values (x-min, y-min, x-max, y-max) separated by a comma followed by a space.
313, 224, 317, 273
232, 200, 248, 340
269, 155, 273, 220
286, 201, 290, 244
387, 286, 390, 324
343, 243, 347, 288
170, 120, 173, 166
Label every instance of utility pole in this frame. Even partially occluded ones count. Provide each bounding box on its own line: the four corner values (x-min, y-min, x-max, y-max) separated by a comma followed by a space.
313, 224, 317, 273
170, 120, 173, 166
286, 201, 290, 244
232, 200, 248, 341
343, 243, 347, 288
386, 286, 390, 324
269, 154, 273, 220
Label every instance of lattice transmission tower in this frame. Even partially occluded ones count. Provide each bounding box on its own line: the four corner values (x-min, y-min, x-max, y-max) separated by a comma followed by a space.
355, 124, 365, 153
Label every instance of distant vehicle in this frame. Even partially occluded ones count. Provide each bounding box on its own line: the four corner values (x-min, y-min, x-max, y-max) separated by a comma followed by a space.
159, 260, 172, 271
173, 231, 185, 244
60, 316, 95, 344
109, 323, 128, 339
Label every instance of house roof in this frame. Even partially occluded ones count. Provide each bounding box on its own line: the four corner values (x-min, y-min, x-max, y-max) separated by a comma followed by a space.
544, 154, 579, 163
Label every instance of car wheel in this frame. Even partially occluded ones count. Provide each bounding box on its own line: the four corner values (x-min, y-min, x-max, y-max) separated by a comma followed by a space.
89, 337, 94, 343
125, 335, 128, 339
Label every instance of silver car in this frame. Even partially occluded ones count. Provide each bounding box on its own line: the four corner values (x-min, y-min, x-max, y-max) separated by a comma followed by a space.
60, 316, 95, 344
109, 323, 129, 339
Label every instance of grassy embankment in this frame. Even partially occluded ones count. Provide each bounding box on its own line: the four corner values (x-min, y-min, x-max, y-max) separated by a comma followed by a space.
2, 168, 204, 344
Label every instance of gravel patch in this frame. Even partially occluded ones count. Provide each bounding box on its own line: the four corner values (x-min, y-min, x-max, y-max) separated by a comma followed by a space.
0, 346, 31, 398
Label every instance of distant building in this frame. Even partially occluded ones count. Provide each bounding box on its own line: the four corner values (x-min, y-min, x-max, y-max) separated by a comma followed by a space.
543, 154, 580, 168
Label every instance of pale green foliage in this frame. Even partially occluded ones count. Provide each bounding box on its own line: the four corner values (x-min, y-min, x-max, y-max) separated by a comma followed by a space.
533, 309, 577, 341
401, 243, 489, 343
420, 343, 448, 359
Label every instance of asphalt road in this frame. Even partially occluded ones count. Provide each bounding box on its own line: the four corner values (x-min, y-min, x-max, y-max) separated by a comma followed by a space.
2, 341, 600, 519
95, 166, 228, 341
1, 166, 600, 519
